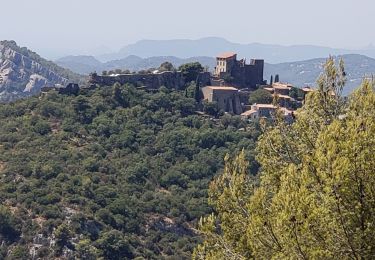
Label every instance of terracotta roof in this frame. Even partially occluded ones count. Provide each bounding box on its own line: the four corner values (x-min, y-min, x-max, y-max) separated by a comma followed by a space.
263, 87, 274, 92
241, 109, 258, 116
272, 82, 292, 89
273, 94, 292, 99
255, 104, 277, 109
205, 86, 238, 91
216, 52, 237, 59
302, 87, 314, 92
280, 107, 293, 115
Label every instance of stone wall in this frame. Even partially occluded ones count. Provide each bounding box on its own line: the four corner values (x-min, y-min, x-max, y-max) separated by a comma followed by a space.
231, 59, 265, 88
202, 86, 243, 115
215, 55, 265, 89
89, 71, 211, 90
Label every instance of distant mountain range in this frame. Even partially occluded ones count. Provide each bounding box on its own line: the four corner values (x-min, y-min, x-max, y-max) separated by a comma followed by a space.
94, 37, 375, 63
0, 41, 82, 103
264, 54, 375, 95
56, 55, 216, 75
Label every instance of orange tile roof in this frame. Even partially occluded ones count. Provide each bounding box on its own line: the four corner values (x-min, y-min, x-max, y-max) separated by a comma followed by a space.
205, 86, 238, 91
280, 107, 293, 114
217, 52, 237, 59
273, 94, 292, 99
264, 87, 274, 92
302, 87, 314, 92
241, 109, 258, 116
272, 82, 292, 89
255, 104, 277, 109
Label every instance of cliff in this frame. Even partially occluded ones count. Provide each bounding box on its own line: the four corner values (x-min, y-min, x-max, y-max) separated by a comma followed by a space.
0, 41, 81, 103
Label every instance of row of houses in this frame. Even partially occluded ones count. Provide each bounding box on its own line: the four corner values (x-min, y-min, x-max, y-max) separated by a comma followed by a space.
202, 82, 314, 121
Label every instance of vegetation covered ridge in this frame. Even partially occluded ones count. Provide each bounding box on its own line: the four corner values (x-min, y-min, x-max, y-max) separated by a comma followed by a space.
0, 82, 259, 259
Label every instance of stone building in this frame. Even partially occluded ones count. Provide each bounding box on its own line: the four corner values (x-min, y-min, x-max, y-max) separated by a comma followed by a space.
214, 52, 265, 89
241, 104, 293, 122
241, 104, 276, 119
301, 86, 314, 102
263, 82, 295, 108
202, 86, 242, 115
215, 52, 238, 75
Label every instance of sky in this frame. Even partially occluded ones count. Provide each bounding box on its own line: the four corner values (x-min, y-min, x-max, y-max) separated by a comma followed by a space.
1, 0, 374, 59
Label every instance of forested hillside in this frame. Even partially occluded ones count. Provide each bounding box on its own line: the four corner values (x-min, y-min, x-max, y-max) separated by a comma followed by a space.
0, 84, 259, 259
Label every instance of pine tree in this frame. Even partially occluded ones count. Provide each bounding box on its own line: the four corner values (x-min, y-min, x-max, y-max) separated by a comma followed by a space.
195, 82, 201, 103
274, 74, 280, 83
194, 57, 375, 259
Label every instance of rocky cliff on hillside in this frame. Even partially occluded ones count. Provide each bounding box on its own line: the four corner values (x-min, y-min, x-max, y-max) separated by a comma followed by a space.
0, 41, 82, 103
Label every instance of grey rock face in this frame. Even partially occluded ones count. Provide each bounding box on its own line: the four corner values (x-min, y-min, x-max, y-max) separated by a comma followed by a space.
0, 42, 69, 102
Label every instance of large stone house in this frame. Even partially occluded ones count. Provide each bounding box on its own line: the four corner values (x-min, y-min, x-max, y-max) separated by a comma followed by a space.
263, 82, 295, 108
202, 86, 242, 115
241, 103, 294, 122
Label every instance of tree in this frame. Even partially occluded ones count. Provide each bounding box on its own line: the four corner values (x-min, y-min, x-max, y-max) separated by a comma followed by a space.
248, 88, 273, 104
159, 62, 175, 72
202, 101, 219, 116
185, 82, 202, 102
0, 206, 21, 242
113, 83, 127, 107
95, 230, 134, 260
270, 75, 273, 85
195, 57, 375, 259
72, 96, 95, 124
54, 224, 73, 253
274, 74, 280, 83
76, 239, 99, 260
289, 86, 304, 100
194, 151, 255, 259
178, 62, 204, 83
8, 245, 31, 260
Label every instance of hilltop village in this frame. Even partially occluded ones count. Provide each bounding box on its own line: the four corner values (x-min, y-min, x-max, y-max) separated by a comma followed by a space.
83, 52, 313, 121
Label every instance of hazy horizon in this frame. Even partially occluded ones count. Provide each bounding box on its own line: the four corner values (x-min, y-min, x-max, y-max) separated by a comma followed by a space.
2, 0, 375, 59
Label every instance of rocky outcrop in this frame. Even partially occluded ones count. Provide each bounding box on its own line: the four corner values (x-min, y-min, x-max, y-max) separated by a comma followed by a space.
0, 41, 79, 103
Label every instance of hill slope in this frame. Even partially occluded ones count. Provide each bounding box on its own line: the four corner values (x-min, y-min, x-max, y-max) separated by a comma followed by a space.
264, 54, 375, 95
0, 84, 258, 259
0, 41, 82, 103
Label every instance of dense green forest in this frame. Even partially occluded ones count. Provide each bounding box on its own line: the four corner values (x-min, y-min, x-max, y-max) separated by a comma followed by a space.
0, 83, 259, 259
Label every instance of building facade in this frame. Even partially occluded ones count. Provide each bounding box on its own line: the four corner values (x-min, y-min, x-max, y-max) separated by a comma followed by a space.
202, 86, 242, 115
214, 52, 265, 89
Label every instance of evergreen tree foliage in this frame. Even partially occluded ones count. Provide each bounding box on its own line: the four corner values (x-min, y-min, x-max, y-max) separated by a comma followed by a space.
0, 83, 259, 259
194, 57, 375, 259
248, 88, 273, 105
274, 74, 280, 83
178, 62, 204, 83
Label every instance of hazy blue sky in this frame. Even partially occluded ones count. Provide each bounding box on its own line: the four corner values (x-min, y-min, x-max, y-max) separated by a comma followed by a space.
2, 0, 374, 58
